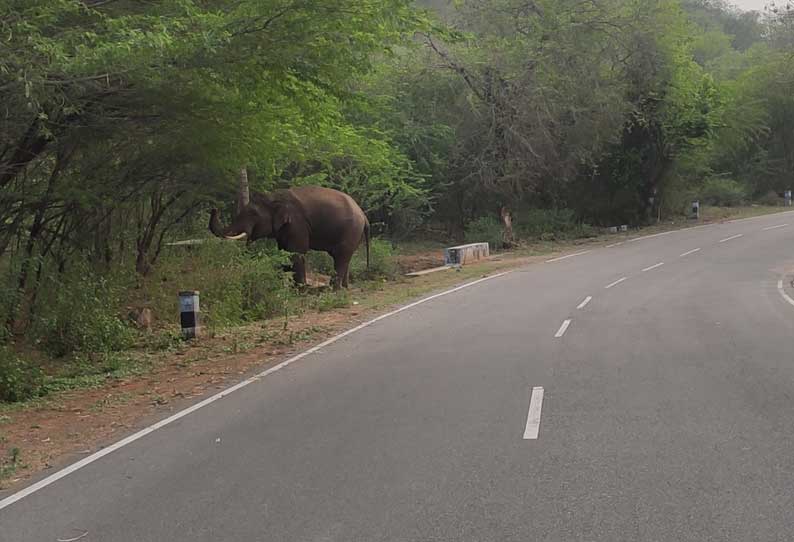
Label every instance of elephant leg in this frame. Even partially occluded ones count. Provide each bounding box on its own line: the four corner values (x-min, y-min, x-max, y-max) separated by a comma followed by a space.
292, 253, 307, 285
332, 253, 352, 290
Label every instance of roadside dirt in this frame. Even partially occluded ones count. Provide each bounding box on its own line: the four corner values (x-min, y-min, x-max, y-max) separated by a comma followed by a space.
395, 252, 446, 274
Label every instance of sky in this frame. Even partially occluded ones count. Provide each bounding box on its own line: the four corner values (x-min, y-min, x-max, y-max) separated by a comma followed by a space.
731, 0, 769, 11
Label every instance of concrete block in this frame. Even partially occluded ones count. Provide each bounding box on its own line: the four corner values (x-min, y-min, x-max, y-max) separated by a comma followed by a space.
444, 242, 490, 266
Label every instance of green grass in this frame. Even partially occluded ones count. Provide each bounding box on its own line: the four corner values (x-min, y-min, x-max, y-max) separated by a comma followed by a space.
0, 447, 25, 483
700, 205, 786, 222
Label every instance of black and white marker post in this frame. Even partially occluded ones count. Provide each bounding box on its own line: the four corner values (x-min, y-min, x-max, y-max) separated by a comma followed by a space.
691, 200, 700, 220
179, 290, 201, 340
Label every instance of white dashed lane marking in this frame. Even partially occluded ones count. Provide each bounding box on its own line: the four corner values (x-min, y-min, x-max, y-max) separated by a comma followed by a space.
679, 248, 701, 257
642, 262, 664, 272
523, 387, 545, 440
605, 277, 627, 289
555, 319, 572, 338
778, 280, 794, 308
719, 234, 743, 243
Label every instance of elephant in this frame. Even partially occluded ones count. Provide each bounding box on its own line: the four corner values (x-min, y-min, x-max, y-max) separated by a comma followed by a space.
209, 186, 370, 289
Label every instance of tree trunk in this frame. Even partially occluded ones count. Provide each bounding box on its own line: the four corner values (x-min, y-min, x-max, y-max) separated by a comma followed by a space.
7, 150, 67, 331
237, 166, 250, 213
500, 206, 516, 249
0, 120, 50, 188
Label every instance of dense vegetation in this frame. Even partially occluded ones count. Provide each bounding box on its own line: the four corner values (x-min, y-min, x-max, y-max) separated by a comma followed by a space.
1, 0, 793, 401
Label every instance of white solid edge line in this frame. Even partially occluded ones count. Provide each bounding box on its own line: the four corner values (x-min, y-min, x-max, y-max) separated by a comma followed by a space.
545, 250, 591, 263
763, 224, 789, 231
523, 386, 545, 440
719, 234, 743, 243
727, 209, 794, 223
605, 242, 623, 248
627, 230, 675, 243
0, 270, 513, 512
576, 296, 593, 310
605, 277, 627, 289
679, 248, 701, 257
778, 279, 794, 308
642, 262, 664, 272
554, 319, 572, 338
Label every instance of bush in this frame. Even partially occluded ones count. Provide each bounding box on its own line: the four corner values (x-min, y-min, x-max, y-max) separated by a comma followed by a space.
700, 178, 747, 207
757, 190, 781, 206
515, 209, 596, 240
0, 347, 44, 402
316, 290, 350, 312
305, 250, 334, 277
301, 238, 396, 283
32, 266, 134, 357
239, 245, 294, 321
152, 241, 292, 329
351, 238, 397, 281
464, 216, 504, 251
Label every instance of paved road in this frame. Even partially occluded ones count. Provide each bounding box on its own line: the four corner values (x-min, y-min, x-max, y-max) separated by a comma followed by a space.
4, 212, 794, 541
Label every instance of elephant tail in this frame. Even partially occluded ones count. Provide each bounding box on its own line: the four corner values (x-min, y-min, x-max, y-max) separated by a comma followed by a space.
364, 219, 370, 271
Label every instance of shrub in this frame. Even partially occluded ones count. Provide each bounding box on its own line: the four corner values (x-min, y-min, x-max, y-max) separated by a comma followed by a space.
700, 178, 747, 207
305, 250, 334, 277
464, 216, 504, 251
515, 209, 596, 240
351, 238, 397, 281
316, 290, 350, 312
302, 238, 396, 283
0, 347, 44, 403
32, 265, 134, 357
239, 246, 294, 321
152, 241, 292, 328
757, 190, 781, 206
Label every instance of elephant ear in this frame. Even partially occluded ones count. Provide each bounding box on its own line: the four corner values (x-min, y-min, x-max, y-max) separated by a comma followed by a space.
273, 203, 292, 231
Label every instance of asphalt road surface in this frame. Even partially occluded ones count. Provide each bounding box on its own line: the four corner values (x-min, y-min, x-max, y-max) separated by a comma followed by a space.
4, 212, 794, 541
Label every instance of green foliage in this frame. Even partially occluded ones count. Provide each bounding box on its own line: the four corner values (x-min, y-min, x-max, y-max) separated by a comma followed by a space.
31, 266, 133, 358
757, 190, 782, 206
239, 246, 294, 322
699, 178, 747, 206
150, 241, 292, 329
464, 217, 503, 251
305, 251, 335, 278
0, 347, 44, 403
516, 209, 587, 240
352, 239, 398, 281
304, 240, 397, 282
316, 291, 351, 312
0, 446, 23, 480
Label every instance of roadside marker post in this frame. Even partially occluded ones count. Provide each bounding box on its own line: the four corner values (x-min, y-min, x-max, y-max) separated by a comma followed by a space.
179, 290, 201, 340
785, 190, 792, 207
691, 200, 700, 220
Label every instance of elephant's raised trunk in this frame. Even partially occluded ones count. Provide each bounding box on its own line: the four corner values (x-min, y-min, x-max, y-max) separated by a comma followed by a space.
209, 208, 226, 238
209, 208, 249, 240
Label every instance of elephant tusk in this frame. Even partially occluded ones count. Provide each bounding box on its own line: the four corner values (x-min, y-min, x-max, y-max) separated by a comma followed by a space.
225, 232, 248, 240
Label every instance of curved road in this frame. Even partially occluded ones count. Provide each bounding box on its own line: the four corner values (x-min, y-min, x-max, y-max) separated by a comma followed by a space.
3, 212, 794, 541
